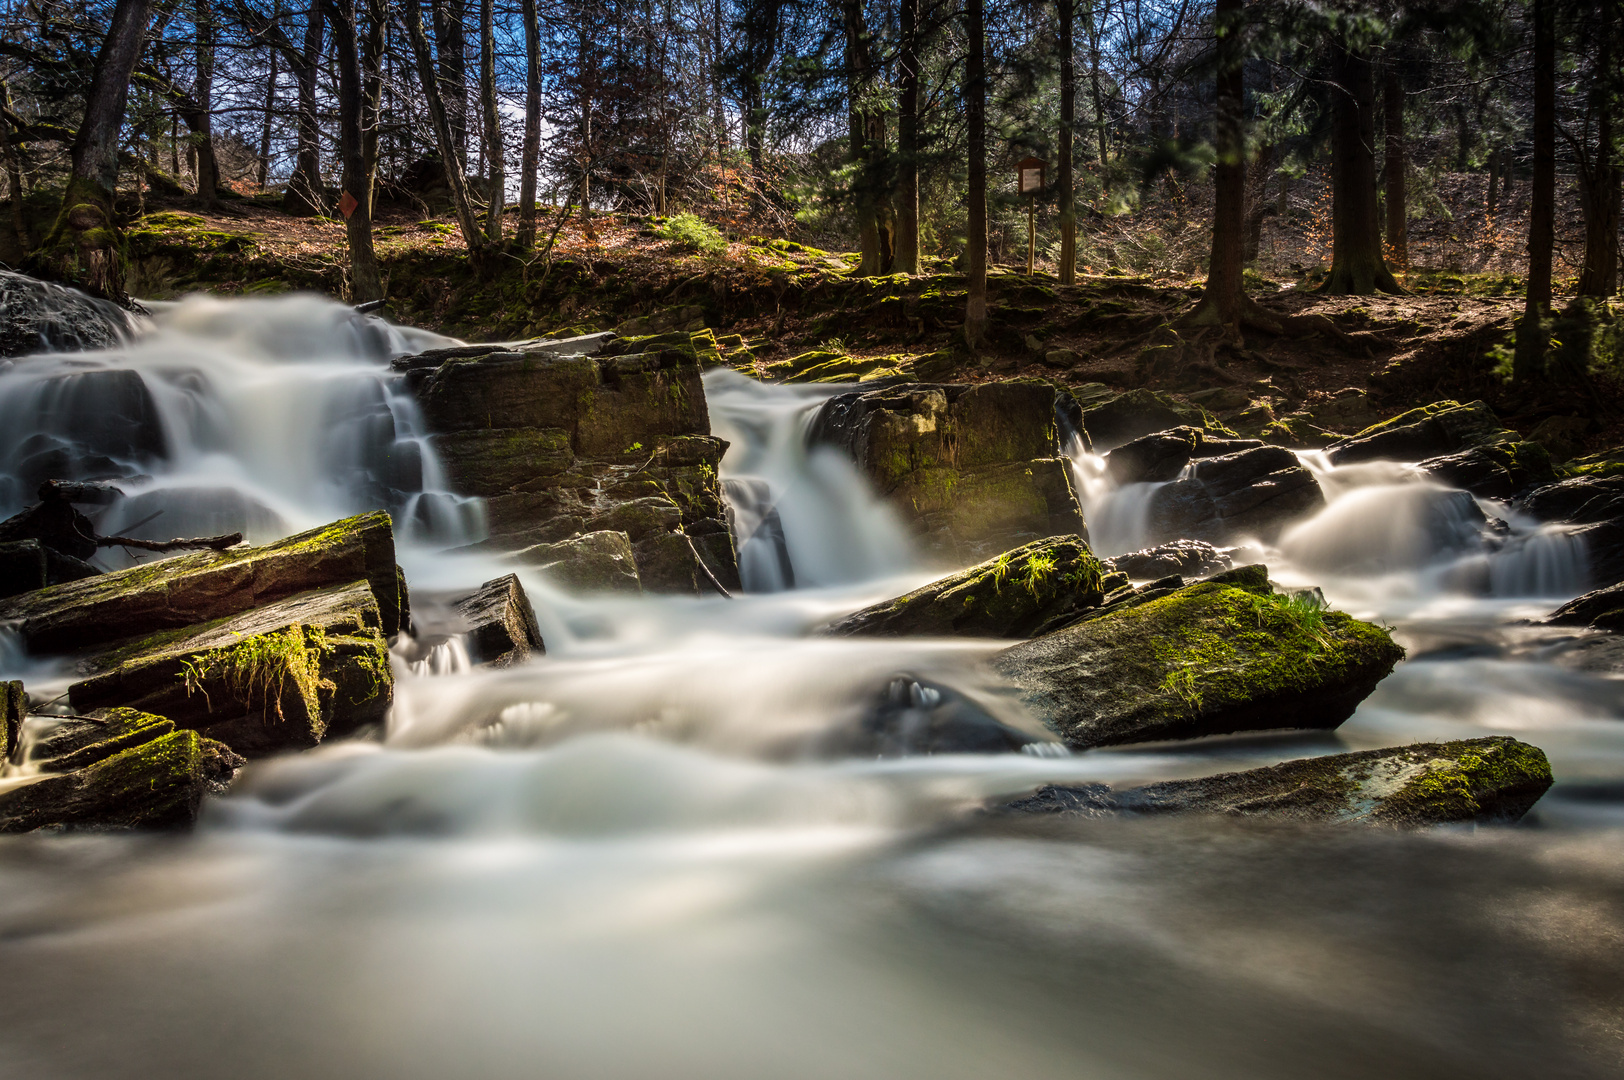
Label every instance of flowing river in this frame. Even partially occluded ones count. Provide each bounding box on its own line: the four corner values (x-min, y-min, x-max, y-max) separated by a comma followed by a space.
0, 295, 1621, 1078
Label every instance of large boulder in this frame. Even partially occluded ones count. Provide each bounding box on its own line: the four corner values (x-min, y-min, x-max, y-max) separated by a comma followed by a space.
0, 510, 404, 653
67, 579, 392, 758
991, 566, 1404, 749
1416, 440, 1556, 501
999, 736, 1552, 827
1545, 582, 1624, 632
0, 709, 243, 832
1079, 388, 1220, 451
1104, 539, 1233, 581
0, 270, 137, 357
1103, 426, 1262, 485
1325, 400, 1508, 465
808, 380, 1085, 562
515, 530, 642, 593
1144, 445, 1324, 544
453, 574, 545, 666
825, 536, 1106, 638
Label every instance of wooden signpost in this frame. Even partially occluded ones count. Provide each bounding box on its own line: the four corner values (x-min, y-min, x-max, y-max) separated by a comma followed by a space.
1016, 156, 1045, 275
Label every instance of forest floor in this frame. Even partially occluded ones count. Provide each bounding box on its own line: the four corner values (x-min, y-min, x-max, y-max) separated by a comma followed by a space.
102, 172, 1624, 458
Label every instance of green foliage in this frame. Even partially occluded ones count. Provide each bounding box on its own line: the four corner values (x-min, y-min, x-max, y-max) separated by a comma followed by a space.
654, 213, 728, 255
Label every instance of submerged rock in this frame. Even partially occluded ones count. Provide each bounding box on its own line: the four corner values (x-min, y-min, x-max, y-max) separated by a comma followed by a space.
68, 579, 392, 757
454, 574, 546, 666
0, 710, 243, 832
1144, 445, 1324, 544
991, 566, 1404, 749
0, 510, 405, 654
824, 674, 1042, 757
1325, 400, 1508, 465
1000, 736, 1552, 827
809, 380, 1085, 562
825, 536, 1106, 638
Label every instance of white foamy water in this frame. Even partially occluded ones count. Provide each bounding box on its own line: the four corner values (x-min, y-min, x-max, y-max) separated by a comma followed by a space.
0, 294, 1621, 1078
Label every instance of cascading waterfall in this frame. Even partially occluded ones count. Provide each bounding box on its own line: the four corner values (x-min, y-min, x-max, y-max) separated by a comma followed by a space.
0, 292, 1622, 1079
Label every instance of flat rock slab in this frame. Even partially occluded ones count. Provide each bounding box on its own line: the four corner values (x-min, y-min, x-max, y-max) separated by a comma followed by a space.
515, 530, 642, 593
0, 511, 403, 654
68, 579, 392, 758
825, 535, 1105, 638
1000, 736, 1553, 827
991, 570, 1404, 749
454, 574, 545, 666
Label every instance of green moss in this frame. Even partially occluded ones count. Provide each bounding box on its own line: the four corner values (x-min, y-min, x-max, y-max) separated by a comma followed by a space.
1349, 401, 1463, 440
178, 624, 330, 723
1379, 739, 1553, 822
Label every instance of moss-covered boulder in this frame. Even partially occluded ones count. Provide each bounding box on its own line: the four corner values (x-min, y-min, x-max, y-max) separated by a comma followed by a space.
1546, 582, 1624, 632
454, 574, 545, 666
809, 380, 1085, 563
1079, 388, 1223, 451
1326, 400, 1507, 465
516, 530, 642, 593
1417, 440, 1556, 500
1000, 736, 1552, 826
1103, 426, 1264, 485
0, 715, 243, 832
67, 579, 392, 758
1144, 445, 1325, 544
432, 428, 574, 496
991, 567, 1405, 749
825, 536, 1105, 638
0, 511, 404, 654
1516, 474, 1624, 588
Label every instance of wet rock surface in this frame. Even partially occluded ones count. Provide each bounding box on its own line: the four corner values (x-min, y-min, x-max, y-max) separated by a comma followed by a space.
1545, 582, 1624, 632
809, 380, 1085, 562
991, 567, 1405, 749
1078, 387, 1221, 451
1103, 539, 1234, 581
825, 536, 1105, 639
825, 674, 1042, 757
0, 269, 138, 357
998, 736, 1552, 827
1103, 426, 1262, 485
1415, 440, 1556, 501
514, 529, 643, 593
452, 574, 546, 667
1516, 474, 1624, 588
1325, 400, 1508, 466
396, 335, 738, 594
1144, 445, 1325, 545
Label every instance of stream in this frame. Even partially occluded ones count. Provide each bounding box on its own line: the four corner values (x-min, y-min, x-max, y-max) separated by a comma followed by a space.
0, 295, 1621, 1078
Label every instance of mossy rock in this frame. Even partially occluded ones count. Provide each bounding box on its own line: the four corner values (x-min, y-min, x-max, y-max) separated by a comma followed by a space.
515, 530, 642, 594
1261, 414, 1339, 449
1002, 736, 1553, 826
432, 428, 574, 496
1081, 388, 1226, 451
1328, 400, 1509, 466
992, 570, 1405, 749
763, 349, 846, 379
1417, 440, 1557, 500
1563, 447, 1624, 480
826, 535, 1105, 638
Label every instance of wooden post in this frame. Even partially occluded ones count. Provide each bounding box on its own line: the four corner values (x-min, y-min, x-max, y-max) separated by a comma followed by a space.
1016, 156, 1046, 276
1027, 197, 1035, 275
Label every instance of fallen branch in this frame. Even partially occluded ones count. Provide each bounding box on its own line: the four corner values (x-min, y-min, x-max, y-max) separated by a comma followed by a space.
97, 532, 242, 553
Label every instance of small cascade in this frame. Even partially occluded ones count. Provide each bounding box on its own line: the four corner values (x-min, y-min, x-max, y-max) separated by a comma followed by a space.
705, 370, 918, 590
1064, 436, 1169, 556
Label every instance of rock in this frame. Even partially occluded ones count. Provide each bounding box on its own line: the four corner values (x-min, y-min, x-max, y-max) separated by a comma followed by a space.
1515, 475, 1624, 588
1325, 400, 1507, 465
0, 721, 243, 832
454, 575, 545, 666
1528, 415, 1591, 461
999, 736, 1552, 827
1103, 425, 1264, 485
990, 568, 1404, 749
0, 269, 138, 357
67, 579, 393, 758
515, 530, 642, 593
1564, 447, 1624, 480
1079, 388, 1219, 451
1545, 582, 1624, 632
824, 674, 1042, 757
0, 538, 99, 597
431, 428, 574, 496
1416, 441, 1556, 500
1144, 445, 1325, 544
616, 305, 706, 337
1041, 348, 1080, 369
809, 380, 1085, 562
825, 536, 1105, 638
0, 679, 22, 759
1104, 539, 1233, 580
0, 511, 405, 654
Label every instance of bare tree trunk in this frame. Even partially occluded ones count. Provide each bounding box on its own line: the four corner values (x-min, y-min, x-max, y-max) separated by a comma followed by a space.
517, 0, 542, 248
893, 0, 920, 274
191, 0, 220, 206
1181, 0, 1246, 329
328, 0, 382, 302
361, 0, 384, 205
843, 0, 882, 275
1058, 0, 1077, 284
257, 14, 279, 190
1086, 0, 1108, 188
1576, 0, 1620, 297
1487, 149, 1500, 215
0, 80, 28, 250
1515, 0, 1556, 383
284, 4, 325, 215
1322, 35, 1401, 294
964, 0, 987, 350
26, 0, 154, 298
478, 0, 502, 241
1382, 63, 1407, 271
400, 0, 487, 254
432, 0, 469, 174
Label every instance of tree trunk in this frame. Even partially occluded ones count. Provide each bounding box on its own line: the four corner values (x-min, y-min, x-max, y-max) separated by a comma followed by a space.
0, 80, 28, 250
361, 0, 385, 205
1322, 36, 1401, 294
1576, 0, 1620, 297
284, 5, 325, 215
964, 0, 987, 350
843, 0, 883, 275
257, 19, 278, 190
432, 0, 468, 174
1182, 0, 1246, 329
478, 0, 502, 242
710, 0, 729, 154
328, 0, 382, 303
1487, 150, 1500, 216
191, 0, 220, 205
893, 0, 920, 274
1514, 0, 1556, 383
1087, 3, 1108, 186
1058, 0, 1077, 284
400, 0, 487, 254
517, 0, 542, 249
26, 0, 153, 298
1382, 63, 1407, 271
